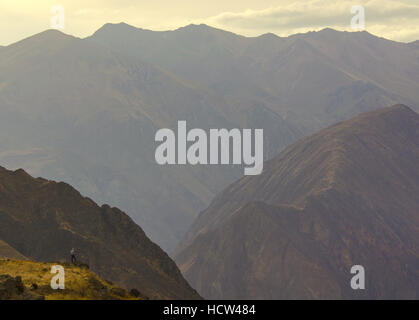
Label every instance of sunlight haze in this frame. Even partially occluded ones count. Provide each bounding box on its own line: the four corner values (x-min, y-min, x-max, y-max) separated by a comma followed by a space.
1, 0, 418, 45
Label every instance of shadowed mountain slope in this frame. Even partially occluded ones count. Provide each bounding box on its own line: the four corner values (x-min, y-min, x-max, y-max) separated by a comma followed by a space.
176, 105, 419, 299
0, 166, 200, 299
0, 240, 27, 260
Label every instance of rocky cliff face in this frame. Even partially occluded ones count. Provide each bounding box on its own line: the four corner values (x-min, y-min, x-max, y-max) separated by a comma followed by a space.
0, 167, 200, 299
176, 105, 419, 299
0, 274, 44, 300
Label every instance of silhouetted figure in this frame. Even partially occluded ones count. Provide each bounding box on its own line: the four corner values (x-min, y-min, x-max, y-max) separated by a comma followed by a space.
70, 248, 76, 264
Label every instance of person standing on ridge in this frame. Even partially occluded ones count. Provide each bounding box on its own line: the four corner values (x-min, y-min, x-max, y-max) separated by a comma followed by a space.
70, 248, 76, 264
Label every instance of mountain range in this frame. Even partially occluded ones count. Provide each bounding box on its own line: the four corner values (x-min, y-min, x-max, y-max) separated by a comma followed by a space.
175, 105, 419, 299
0, 23, 418, 252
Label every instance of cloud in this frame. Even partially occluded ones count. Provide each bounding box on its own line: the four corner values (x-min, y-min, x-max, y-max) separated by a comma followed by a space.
203, 0, 419, 42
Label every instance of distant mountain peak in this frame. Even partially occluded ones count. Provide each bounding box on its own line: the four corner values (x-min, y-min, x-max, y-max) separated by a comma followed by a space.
258, 32, 281, 39
93, 22, 224, 37
96, 22, 139, 32
301, 27, 377, 41
25, 29, 74, 41
318, 27, 339, 33
181, 23, 211, 29
106, 22, 134, 28
92, 22, 146, 38
7, 29, 76, 49
175, 23, 240, 36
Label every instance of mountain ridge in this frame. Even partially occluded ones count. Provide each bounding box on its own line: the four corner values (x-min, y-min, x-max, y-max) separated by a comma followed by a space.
0, 165, 201, 299
175, 105, 419, 299
178, 104, 419, 247
91, 22, 416, 44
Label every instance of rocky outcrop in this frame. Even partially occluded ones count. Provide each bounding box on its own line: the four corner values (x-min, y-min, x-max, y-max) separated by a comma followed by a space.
0, 274, 44, 300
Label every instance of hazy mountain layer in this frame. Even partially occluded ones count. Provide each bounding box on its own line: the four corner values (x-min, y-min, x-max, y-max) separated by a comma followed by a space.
0, 28, 300, 252
1, 24, 418, 252
91, 24, 419, 130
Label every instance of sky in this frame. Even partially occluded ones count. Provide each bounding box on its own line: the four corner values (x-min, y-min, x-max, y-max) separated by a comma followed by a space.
1, 0, 419, 45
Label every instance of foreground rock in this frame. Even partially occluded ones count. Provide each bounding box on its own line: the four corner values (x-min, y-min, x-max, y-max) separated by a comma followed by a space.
0, 274, 44, 300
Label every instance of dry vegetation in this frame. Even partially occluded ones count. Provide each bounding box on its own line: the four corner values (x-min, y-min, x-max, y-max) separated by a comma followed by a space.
0, 259, 143, 300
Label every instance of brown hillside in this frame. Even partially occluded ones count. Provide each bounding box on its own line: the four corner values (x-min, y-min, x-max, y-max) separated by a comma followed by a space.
0, 167, 200, 299
176, 104, 419, 299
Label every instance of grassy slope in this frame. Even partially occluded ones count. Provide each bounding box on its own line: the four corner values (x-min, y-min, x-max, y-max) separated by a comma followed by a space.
0, 259, 145, 300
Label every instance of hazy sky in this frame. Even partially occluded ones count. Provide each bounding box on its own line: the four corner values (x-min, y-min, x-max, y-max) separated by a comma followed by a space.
1, 0, 418, 45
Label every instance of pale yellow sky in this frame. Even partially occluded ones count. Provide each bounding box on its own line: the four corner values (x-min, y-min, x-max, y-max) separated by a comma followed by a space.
1, 0, 418, 45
